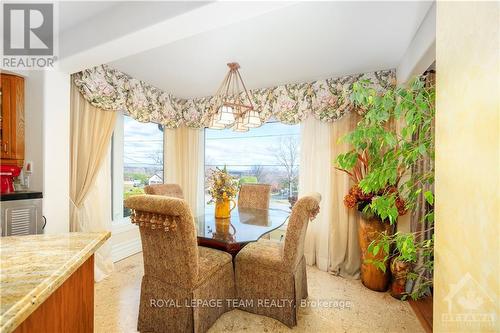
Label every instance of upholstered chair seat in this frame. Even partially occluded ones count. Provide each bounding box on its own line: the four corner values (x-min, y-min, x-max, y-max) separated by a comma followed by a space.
197, 246, 233, 285
237, 239, 285, 269
234, 193, 321, 327
125, 195, 234, 333
238, 183, 272, 210
144, 183, 184, 199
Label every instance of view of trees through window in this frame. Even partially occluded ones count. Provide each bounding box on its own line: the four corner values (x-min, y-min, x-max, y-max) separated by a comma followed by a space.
114, 118, 299, 220
122, 116, 164, 217
205, 122, 300, 211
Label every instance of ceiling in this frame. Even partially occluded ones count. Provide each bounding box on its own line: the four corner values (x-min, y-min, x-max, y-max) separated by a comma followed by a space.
57, 1, 211, 68
99, 2, 433, 99
59, 2, 119, 33
110, 2, 432, 98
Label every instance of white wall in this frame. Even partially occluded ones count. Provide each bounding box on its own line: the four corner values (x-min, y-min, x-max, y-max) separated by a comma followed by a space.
42, 71, 71, 234
396, 2, 436, 84
434, 2, 499, 331
23, 71, 44, 192
111, 224, 141, 262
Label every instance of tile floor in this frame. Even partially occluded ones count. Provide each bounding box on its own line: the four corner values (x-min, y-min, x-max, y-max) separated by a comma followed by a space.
95, 253, 424, 333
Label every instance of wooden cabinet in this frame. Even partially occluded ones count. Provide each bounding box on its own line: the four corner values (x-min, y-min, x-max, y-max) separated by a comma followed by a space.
0, 74, 25, 166
13, 255, 95, 333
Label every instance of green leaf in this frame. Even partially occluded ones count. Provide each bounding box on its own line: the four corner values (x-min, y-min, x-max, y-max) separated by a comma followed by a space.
367, 241, 375, 254
424, 191, 434, 205
376, 261, 387, 273
418, 144, 427, 156
425, 211, 434, 223
383, 242, 390, 255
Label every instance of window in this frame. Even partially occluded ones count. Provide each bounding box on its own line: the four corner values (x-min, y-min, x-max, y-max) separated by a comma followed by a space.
112, 115, 164, 222
205, 122, 300, 211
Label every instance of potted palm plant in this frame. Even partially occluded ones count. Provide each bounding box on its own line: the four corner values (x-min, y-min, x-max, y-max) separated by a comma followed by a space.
336, 76, 435, 295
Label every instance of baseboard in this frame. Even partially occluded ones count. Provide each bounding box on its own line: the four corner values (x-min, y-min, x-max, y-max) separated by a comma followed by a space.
112, 236, 142, 262
409, 295, 433, 333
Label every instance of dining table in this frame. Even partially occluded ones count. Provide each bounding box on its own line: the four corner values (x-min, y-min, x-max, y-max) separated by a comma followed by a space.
195, 205, 290, 256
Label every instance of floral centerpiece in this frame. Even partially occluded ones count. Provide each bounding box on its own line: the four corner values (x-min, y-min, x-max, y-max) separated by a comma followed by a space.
207, 166, 239, 218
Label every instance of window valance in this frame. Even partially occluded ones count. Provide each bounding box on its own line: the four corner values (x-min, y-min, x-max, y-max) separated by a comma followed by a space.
73, 64, 395, 128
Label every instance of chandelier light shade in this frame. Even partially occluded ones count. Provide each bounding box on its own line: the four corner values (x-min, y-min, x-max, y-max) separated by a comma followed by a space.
233, 116, 249, 132
209, 62, 258, 131
215, 105, 235, 125
208, 114, 226, 129
242, 109, 261, 128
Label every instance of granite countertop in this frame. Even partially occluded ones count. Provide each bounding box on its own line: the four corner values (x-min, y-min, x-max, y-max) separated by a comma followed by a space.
0, 191, 43, 201
0, 232, 111, 333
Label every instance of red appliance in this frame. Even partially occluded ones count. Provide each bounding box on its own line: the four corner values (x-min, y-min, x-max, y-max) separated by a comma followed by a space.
0, 165, 21, 194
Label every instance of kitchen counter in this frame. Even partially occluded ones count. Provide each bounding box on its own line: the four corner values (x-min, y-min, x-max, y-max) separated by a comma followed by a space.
0, 232, 110, 333
0, 191, 43, 201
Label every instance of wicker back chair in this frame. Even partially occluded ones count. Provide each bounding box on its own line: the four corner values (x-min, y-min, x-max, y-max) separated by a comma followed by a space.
125, 195, 234, 333
238, 183, 272, 210
235, 193, 321, 327
144, 183, 184, 199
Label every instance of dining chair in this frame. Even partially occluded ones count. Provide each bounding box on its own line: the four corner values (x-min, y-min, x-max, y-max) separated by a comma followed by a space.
234, 192, 321, 327
125, 195, 234, 333
238, 183, 272, 210
144, 183, 184, 199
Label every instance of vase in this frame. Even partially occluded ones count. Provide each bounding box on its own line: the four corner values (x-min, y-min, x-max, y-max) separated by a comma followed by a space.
215, 198, 236, 219
357, 213, 394, 292
214, 218, 236, 242
390, 259, 410, 299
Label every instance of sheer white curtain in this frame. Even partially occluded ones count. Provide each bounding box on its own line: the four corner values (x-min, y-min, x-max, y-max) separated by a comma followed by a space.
299, 114, 361, 278
329, 113, 361, 278
164, 126, 205, 216
76, 150, 114, 281
299, 116, 333, 271
70, 82, 115, 281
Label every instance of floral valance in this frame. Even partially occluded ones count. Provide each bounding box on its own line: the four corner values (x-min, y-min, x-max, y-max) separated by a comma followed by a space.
73, 64, 395, 129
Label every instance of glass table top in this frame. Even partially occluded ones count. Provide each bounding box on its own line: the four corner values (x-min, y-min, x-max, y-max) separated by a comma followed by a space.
195, 206, 290, 244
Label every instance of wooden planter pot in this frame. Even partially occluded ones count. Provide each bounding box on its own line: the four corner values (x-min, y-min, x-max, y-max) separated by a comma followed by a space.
390, 259, 410, 299
357, 214, 394, 292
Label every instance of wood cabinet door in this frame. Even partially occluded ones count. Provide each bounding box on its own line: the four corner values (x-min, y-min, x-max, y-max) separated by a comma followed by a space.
9, 76, 25, 161
0, 76, 12, 159
1, 74, 24, 165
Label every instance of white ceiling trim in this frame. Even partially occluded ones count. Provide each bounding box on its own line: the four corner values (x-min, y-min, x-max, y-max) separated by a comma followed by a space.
58, 1, 295, 73
397, 2, 436, 83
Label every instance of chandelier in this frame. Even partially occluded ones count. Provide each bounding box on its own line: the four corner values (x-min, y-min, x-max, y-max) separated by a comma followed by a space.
209, 62, 261, 131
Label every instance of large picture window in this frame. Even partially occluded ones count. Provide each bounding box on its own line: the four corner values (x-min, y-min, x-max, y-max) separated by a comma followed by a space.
205, 122, 300, 211
112, 115, 164, 222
